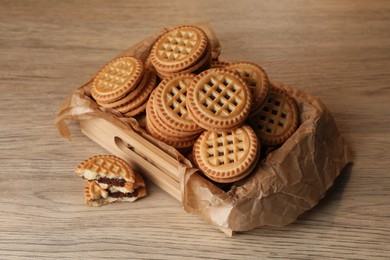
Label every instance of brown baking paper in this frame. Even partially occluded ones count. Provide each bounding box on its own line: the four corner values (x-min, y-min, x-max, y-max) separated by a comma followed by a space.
56, 24, 352, 232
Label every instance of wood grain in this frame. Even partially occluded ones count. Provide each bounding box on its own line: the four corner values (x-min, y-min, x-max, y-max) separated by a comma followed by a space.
1, 0, 389, 258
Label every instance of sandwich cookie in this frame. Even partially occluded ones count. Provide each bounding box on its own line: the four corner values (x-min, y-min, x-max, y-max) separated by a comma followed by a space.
186, 68, 252, 131
155, 41, 212, 79
193, 125, 260, 183
248, 83, 299, 146
150, 26, 210, 75
76, 155, 147, 206
154, 73, 202, 132
91, 56, 144, 103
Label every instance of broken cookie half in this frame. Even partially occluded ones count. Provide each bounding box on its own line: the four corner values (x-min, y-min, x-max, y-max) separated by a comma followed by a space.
75, 155, 147, 206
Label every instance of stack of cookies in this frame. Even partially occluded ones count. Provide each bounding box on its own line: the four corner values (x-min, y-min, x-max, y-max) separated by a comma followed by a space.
91, 56, 157, 117
145, 73, 203, 152
150, 26, 212, 78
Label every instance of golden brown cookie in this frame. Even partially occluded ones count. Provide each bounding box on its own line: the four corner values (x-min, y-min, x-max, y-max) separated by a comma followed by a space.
154, 73, 202, 132
150, 26, 209, 73
226, 62, 270, 113
91, 56, 144, 103
155, 42, 212, 79
75, 155, 135, 183
96, 70, 149, 109
193, 125, 260, 183
248, 83, 299, 146
77, 155, 147, 206
186, 68, 252, 131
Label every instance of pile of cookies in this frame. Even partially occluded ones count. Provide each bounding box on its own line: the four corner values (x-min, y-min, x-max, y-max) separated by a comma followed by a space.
91, 56, 157, 117
145, 73, 203, 153
89, 25, 299, 186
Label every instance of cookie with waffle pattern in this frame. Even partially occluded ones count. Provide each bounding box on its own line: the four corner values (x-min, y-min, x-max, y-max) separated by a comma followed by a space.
186, 68, 252, 131
75, 155, 147, 197
96, 68, 150, 109
91, 56, 144, 103
248, 82, 299, 146
193, 125, 260, 183
150, 26, 209, 73
154, 73, 202, 132
155, 41, 212, 79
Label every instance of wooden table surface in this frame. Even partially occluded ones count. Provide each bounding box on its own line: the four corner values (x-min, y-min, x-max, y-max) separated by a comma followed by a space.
1, 0, 389, 259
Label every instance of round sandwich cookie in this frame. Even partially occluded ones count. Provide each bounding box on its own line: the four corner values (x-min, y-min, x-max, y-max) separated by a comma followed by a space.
150, 26, 209, 73
155, 41, 212, 79
76, 155, 147, 207
91, 56, 144, 103
226, 62, 270, 113
154, 73, 202, 132
96, 68, 151, 109
248, 82, 299, 146
186, 68, 252, 131
193, 125, 260, 183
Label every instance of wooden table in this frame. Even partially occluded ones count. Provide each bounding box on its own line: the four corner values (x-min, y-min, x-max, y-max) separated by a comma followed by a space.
1, 1, 389, 259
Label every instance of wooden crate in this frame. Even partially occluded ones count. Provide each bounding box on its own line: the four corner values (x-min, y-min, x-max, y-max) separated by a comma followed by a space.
79, 116, 233, 236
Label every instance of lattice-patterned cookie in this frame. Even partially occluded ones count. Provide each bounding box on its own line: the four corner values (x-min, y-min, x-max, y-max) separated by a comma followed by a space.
96, 69, 149, 109
91, 56, 144, 103
154, 73, 202, 132
150, 26, 209, 73
75, 155, 135, 182
226, 62, 270, 113
75, 154, 144, 194
77, 155, 147, 206
193, 125, 260, 183
248, 83, 299, 146
186, 68, 252, 131
155, 42, 212, 79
